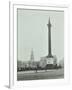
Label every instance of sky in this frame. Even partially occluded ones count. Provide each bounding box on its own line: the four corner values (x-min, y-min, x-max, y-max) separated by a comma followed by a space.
17, 8, 64, 62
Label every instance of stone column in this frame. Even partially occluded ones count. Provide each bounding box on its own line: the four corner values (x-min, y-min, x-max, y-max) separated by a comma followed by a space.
47, 17, 52, 57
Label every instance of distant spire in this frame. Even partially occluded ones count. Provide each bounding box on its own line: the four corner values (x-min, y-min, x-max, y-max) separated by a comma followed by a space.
30, 49, 34, 61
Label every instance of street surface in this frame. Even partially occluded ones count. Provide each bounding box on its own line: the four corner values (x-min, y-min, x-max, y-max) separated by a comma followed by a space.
17, 69, 64, 81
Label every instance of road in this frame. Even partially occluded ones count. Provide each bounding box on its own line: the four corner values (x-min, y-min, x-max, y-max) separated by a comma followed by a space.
17, 69, 64, 81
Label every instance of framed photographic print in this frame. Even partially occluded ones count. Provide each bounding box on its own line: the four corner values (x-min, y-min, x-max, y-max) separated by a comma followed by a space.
9, 1, 70, 88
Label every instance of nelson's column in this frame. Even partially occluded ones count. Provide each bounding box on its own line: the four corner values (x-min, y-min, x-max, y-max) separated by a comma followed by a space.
40, 17, 57, 68
47, 17, 53, 58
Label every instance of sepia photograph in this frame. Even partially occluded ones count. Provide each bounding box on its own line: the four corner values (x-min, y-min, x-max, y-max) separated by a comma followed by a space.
17, 8, 64, 81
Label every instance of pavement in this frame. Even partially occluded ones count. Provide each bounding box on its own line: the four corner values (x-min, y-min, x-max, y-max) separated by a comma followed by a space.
17, 68, 64, 81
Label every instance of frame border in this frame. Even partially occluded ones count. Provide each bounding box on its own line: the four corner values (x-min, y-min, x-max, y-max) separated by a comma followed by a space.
9, 2, 70, 88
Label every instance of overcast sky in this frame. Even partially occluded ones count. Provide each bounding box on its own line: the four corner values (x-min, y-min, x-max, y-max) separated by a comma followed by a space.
17, 8, 64, 62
